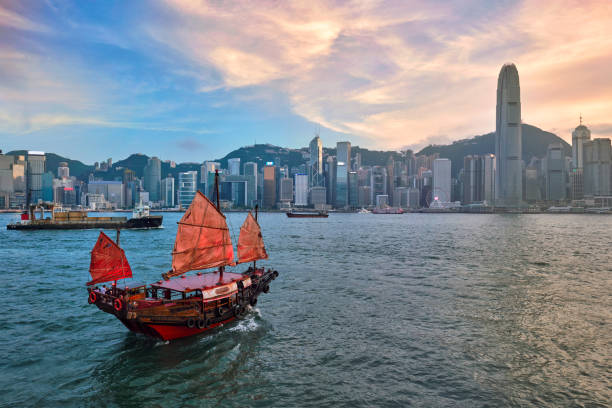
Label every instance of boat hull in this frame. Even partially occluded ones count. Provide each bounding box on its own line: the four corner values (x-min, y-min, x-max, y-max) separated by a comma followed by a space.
286, 212, 328, 218
7, 215, 162, 230
89, 268, 277, 341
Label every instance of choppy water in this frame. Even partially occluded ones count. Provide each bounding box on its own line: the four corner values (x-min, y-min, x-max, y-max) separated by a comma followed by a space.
0, 212, 610, 407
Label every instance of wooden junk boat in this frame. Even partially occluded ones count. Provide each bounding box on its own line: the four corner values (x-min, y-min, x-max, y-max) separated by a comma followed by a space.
86, 173, 278, 341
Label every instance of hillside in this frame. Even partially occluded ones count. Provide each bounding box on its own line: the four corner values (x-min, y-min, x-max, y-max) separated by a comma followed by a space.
417, 124, 571, 177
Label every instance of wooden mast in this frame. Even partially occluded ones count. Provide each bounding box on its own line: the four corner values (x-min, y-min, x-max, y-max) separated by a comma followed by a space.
253, 204, 258, 270
215, 169, 224, 279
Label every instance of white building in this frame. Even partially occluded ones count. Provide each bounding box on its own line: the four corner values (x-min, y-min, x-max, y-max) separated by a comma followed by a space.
228, 158, 241, 176
161, 176, 175, 207
294, 174, 308, 206
178, 171, 197, 208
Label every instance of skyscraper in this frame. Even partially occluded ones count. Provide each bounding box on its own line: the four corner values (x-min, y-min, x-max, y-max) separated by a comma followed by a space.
308, 135, 323, 187
58, 162, 69, 179
495, 63, 523, 207
571, 120, 591, 200
178, 171, 197, 208
294, 174, 308, 206
228, 158, 241, 176
144, 156, 161, 202
432, 158, 451, 203
583, 138, 611, 197
161, 176, 175, 207
546, 143, 566, 201
243, 162, 258, 207
263, 165, 276, 208
27, 151, 45, 204
335, 141, 351, 208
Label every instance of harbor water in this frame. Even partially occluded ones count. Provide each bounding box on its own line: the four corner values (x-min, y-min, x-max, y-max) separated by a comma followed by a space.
0, 212, 610, 407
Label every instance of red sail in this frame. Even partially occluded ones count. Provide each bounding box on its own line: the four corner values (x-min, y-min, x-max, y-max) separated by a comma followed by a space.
87, 231, 132, 285
237, 212, 268, 264
169, 191, 234, 277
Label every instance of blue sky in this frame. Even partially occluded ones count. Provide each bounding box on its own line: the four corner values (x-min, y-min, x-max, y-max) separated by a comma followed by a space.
2, 0, 611, 164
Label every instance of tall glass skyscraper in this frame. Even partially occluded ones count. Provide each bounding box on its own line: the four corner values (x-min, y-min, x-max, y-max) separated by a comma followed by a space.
309, 135, 323, 187
144, 156, 161, 202
178, 171, 197, 208
495, 63, 522, 207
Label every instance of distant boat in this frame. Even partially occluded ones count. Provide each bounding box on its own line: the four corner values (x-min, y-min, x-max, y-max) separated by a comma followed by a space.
7, 204, 162, 230
372, 207, 404, 214
286, 210, 329, 218
357, 208, 371, 214
86, 171, 278, 341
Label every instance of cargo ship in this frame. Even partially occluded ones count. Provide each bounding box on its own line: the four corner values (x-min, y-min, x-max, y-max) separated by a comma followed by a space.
7, 203, 162, 230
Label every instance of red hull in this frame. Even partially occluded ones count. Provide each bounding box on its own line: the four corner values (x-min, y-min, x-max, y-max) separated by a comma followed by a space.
120, 316, 238, 341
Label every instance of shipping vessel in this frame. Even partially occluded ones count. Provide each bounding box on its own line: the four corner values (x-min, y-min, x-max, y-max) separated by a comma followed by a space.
372, 207, 405, 214
286, 210, 329, 218
86, 171, 278, 341
7, 203, 162, 230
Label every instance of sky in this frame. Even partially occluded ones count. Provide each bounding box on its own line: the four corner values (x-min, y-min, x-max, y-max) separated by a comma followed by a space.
1, 0, 611, 164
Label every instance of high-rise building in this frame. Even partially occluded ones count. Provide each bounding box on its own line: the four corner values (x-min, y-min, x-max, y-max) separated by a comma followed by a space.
370, 166, 387, 204
571, 121, 591, 200
87, 180, 124, 208
583, 138, 611, 197
310, 186, 327, 208
244, 162, 258, 207
335, 142, 351, 208
263, 165, 276, 208
324, 156, 336, 205
525, 165, 541, 202
546, 143, 566, 201
463, 155, 484, 204
495, 63, 523, 207
123, 169, 136, 208
143, 156, 161, 202
27, 151, 45, 204
308, 136, 323, 187
483, 154, 496, 204
58, 162, 69, 179
432, 158, 451, 203
279, 177, 293, 204
161, 176, 175, 207
178, 171, 197, 208
202, 161, 220, 198
294, 174, 308, 206
348, 171, 358, 208
228, 158, 241, 176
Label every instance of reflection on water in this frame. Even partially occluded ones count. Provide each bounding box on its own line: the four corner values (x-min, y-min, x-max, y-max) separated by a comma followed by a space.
0, 213, 610, 407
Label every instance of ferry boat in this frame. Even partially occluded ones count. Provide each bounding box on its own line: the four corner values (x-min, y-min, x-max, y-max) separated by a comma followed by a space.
7, 203, 162, 230
371, 207, 404, 214
86, 171, 277, 341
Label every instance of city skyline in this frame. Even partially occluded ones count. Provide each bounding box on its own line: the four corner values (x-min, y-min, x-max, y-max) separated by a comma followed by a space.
2, 1, 612, 163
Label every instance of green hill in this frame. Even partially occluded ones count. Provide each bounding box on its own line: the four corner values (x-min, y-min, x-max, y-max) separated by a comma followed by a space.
417, 124, 570, 177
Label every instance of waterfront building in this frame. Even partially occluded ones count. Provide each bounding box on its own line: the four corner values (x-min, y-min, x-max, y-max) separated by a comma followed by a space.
463, 155, 484, 204
483, 154, 496, 204
87, 180, 124, 208
228, 158, 241, 176
432, 158, 451, 203
279, 177, 293, 205
495, 63, 523, 207
42, 172, 54, 202
294, 174, 308, 206
408, 188, 420, 209
376, 194, 388, 208
325, 156, 336, 205
393, 187, 409, 208
143, 156, 161, 202
161, 176, 175, 207
358, 186, 372, 207
370, 166, 387, 204
27, 151, 45, 204
571, 121, 591, 200
244, 162, 258, 207
546, 143, 566, 201
348, 171, 358, 208
308, 135, 323, 187
525, 165, 541, 202
122, 169, 136, 208
583, 138, 611, 197
335, 142, 351, 208
263, 165, 276, 208
310, 186, 327, 208
178, 171, 197, 208
202, 161, 220, 198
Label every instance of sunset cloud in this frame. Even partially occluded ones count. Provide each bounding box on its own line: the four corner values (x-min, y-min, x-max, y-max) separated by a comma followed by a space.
0, 0, 611, 161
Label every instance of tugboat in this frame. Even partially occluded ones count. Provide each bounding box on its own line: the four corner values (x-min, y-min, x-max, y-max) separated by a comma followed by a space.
86, 171, 278, 340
